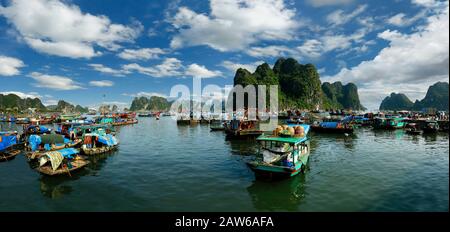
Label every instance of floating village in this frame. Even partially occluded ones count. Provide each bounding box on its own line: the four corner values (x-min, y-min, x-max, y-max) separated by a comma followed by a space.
1, 103, 448, 178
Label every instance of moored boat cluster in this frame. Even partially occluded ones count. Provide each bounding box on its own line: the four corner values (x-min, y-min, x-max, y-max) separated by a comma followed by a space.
1, 109, 448, 179
0, 113, 135, 176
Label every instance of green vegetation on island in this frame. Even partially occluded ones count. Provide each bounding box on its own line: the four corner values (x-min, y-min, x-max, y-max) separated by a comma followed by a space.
233, 57, 365, 110
130, 96, 171, 112
379, 93, 414, 111
379, 82, 449, 111
0, 93, 46, 112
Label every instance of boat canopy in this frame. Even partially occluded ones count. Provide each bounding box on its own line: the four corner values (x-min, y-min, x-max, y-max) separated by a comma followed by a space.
319, 121, 340, 128
28, 134, 70, 151
84, 133, 118, 146
76, 124, 114, 131
41, 148, 79, 171
257, 124, 310, 144
0, 133, 17, 151
26, 125, 51, 133
100, 118, 114, 124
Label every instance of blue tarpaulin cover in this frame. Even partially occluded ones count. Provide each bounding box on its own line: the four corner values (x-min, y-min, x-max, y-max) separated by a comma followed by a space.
319, 122, 339, 128
29, 135, 74, 151
57, 148, 79, 159
27, 125, 51, 133
28, 135, 42, 151
0, 134, 17, 151
97, 134, 118, 146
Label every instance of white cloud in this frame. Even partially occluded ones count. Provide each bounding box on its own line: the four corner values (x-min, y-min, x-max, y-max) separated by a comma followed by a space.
117, 48, 166, 60
296, 29, 368, 58
220, 60, 263, 73
246, 45, 290, 58
0, 55, 25, 76
123, 58, 183, 77
326, 4, 367, 26
89, 80, 114, 87
412, 0, 440, 7
185, 64, 222, 78
306, 0, 354, 7
0, 91, 41, 99
169, 0, 299, 51
297, 39, 326, 59
0, 0, 142, 58
387, 10, 427, 27
88, 64, 130, 77
122, 92, 168, 98
28, 72, 83, 90
323, 4, 449, 110
122, 58, 222, 78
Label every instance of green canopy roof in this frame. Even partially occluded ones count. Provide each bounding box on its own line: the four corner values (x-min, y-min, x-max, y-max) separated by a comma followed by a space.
256, 135, 308, 144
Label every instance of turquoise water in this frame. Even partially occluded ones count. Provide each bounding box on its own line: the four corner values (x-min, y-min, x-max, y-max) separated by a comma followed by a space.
0, 118, 448, 211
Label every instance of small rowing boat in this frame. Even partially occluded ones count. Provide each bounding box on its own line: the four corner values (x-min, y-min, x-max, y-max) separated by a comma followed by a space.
422, 120, 439, 133
210, 121, 225, 131
35, 148, 89, 176
0, 150, 21, 162
0, 131, 21, 162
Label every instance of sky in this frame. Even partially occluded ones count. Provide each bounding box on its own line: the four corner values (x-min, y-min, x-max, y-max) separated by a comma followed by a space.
0, 0, 448, 111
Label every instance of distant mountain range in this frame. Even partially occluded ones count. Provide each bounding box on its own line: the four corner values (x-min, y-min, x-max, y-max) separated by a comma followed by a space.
0, 93, 46, 112
233, 57, 365, 110
379, 82, 449, 111
130, 96, 171, 112
0, 94, 88, 113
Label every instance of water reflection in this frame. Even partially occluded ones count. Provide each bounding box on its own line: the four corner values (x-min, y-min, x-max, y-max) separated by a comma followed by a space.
373, 129, 405, 139
35, 150, 117, 198
86, 150, 118, 174
422, 133, 438, 142
38, 170, 87, 199
225, 139, 258, 156
310, 132, 356, 150
247, 174, 306, 211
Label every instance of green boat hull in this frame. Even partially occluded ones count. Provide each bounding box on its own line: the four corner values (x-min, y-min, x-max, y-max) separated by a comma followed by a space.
247, 161, 305, 177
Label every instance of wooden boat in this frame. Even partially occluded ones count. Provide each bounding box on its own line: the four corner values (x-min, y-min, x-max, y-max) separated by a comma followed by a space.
23, 125, 52, 136
310, 121, 354, 134
15, 117, 30, 124
422, 121, 439, 133
138, 113, 152, 117
224, 119, 264, 138
286, 117, 304, 124
36, 157, 89, 176
373, 117, 405, 130
80, 132, 119, 155
0, 149, 21, 162
112, 118, 138, 126
210, 121, 225, 131
1, 131, 20, 162
177, 118, 191, 125
26, 141, 83, 160
82, 145, 116, 155
247, 124, 311, 177
405, 123, 421, 135
38, 117, 54, 125
26, 134, 82, 160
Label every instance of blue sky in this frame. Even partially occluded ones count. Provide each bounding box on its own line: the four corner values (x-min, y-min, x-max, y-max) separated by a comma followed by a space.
0, 0, 448, 111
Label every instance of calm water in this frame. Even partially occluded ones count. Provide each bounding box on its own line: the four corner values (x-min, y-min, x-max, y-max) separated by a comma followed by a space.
0, 118, 448, 212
